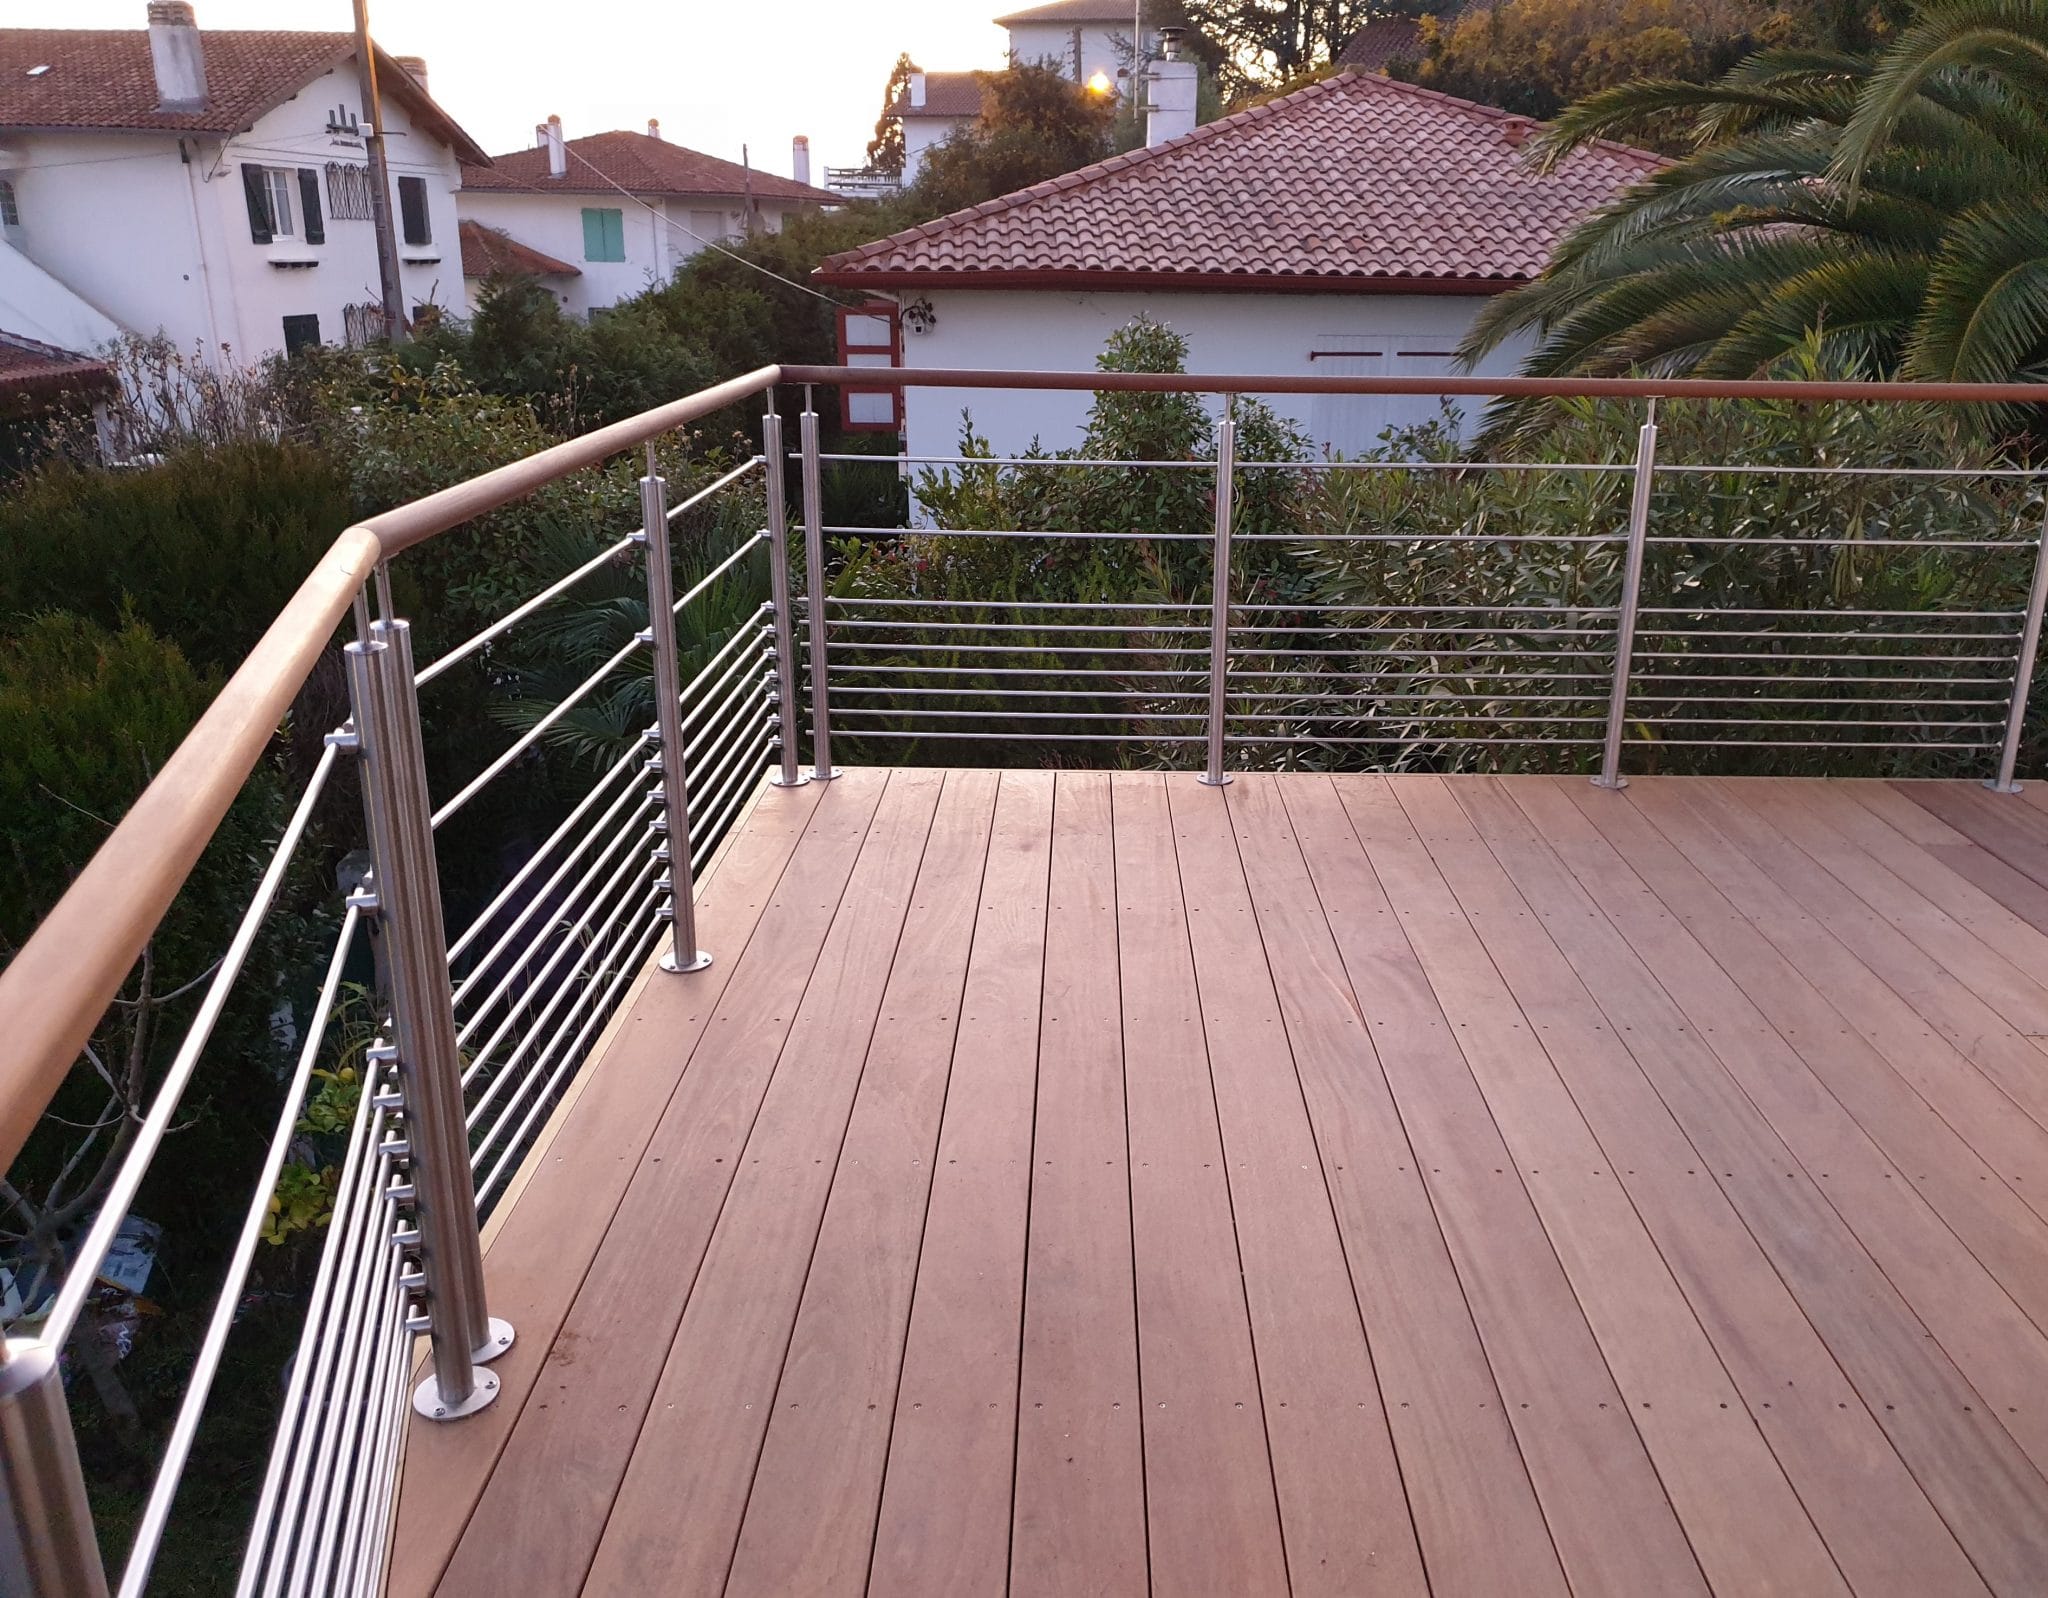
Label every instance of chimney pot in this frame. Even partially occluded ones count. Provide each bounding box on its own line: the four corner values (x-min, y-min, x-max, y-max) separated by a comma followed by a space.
908, 70, 926, 109
1157, 24, 1186, 59
791, 134, 811, 187
647, 118, 661, 139
546, 114, 566, 179
146, 1, 207, 112
392, 55, 428, 94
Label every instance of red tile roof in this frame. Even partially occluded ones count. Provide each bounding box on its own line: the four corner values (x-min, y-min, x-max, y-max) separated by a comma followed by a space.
457, 220, 579, 279
462, 129, 838, 204
892, 70, 988, 121
1337, 15, 1426, 72
817, 71, 1659, 294
0, 28, 487, 162
994, 1, 1138, 22
0, 334, 113, 406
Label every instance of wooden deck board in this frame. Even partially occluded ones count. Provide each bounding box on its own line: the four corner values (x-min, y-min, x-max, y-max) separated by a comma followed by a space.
397, 773, 2048, 1598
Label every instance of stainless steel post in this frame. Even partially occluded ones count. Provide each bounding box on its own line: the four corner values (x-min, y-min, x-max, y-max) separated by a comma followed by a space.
638, 457, 713, 973
763, 408, 808, 789
344, 621, 511, 1422
0, 1338, 110, 1598
1593, 399, 1658, 791
1199, 411, 1238, 787
1989, 495, 2048, 793
799, 401, 837, 779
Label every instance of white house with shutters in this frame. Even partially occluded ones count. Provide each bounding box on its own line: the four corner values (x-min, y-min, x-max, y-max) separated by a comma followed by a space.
0, 3, 485, 364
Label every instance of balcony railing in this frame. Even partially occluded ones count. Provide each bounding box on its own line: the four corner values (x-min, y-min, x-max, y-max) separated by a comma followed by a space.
0, 364, 2042, 1596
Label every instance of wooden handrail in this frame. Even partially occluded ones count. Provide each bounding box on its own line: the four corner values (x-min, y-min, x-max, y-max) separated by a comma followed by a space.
0, 365, 783, 1175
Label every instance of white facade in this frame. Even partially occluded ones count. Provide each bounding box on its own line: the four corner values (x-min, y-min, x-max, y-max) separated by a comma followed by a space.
890, 288, 1532, 483
1006, 20, 1128, 84
455, 188, 802, 320
901, 117, 968, 184
1, 63, 467, 362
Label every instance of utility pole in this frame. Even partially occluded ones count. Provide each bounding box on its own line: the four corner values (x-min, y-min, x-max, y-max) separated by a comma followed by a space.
742, 143, 758, 236
351, 0, 409, 342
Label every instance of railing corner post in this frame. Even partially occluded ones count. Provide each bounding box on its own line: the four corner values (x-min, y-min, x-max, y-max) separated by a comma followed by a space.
1198, 408, 1238, 788
763, 407, 810, 790
342, 619, 512, 1422
0, 1337, 111, 1598
638, 456, 714, 976
1593, 398, 1658, 792
798, 400, 839, 781
1987, 494, 2048, 794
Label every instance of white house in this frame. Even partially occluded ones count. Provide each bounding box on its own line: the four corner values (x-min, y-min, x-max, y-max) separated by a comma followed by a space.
0, 3, 487, 363
890, 0, 1144, 183
456, 122, 838, 320
819, 62, 1660, 467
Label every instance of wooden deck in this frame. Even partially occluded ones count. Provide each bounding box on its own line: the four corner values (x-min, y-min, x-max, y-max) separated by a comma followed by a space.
389, 769, 2048, 1598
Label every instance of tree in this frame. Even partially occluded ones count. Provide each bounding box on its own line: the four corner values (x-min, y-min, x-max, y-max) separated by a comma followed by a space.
1459, 0, 2048, 393
866, 52, 918, 176
912, 64, 1117, 216
1177, 0, 1382, 91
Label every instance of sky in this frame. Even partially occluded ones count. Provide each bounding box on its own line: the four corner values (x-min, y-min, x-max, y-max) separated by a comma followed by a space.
57, 0, 1012, 176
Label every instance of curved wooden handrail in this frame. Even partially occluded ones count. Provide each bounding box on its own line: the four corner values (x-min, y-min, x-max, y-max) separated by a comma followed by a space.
0, 365, 783, 1174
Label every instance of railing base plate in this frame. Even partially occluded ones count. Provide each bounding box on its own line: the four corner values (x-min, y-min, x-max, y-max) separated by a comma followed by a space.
770, 773, 812, 788
1985, 778, 2025, 794
811, 767, 841, 781
662, 948, 714, 974
414, 1366, 501, 1422
1589, 775, 1629, 791
474, 1317, 516, 1364
1197, 774, 1233, 788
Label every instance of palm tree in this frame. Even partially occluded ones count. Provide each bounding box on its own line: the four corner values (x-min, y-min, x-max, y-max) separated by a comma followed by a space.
1459, 0, 2048, 387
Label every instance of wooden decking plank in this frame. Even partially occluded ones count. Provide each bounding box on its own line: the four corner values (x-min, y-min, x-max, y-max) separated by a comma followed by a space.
1286, 776, 1707, 1597
1210, 773, 1576, 1598
571, 768, 958, 1595
720, 769, 1002, 1598
1734, 782, 2048, 1038
1009, 770, 1147, 1597
866, 771, 1054, 1595
1899, 783, 2048, 895
1652, 780, 2048, 1159
388, 775, 832, 1598
1098, 772, 1290, 1595
1392, 780, 1987, 1598
1512, 778, 2048, 1322
1164, 776, 1433, 1598
1523, 778, 2048, 1470
1470, 777, 2048, 1594
1364, 777, 1847, 1597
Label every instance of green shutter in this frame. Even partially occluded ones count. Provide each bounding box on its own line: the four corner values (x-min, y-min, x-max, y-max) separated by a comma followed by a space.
297, 168, 324, 245
241, 164, 273, 244
582, 208, 604, 261
605, 209, 624, 261
581, 208, 625, 262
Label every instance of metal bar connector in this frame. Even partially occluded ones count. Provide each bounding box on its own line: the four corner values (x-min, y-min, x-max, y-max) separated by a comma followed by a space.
343, 620, 512, 1421
1989, 494, 2048, 793
1199, 411, 1238, 787
1593, 399, 1658, 791
763, 408, 809, 789
0, 1337, 111, 1598
799, 403, 838, 780
641, 460, 713, 974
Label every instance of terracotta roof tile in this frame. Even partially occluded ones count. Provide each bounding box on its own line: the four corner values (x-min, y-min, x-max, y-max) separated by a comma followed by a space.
0, 27, 486, 160
817, 71, 1658, 293
1337, 16, 1426, 72
892, 70, 987, 121
0, 334, 112, 402
994, 1, 1137, 23
462, 128, 838, 204
457, 220, 579, 279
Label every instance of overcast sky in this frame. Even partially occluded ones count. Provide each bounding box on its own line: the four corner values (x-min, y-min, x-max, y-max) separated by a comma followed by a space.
60, 0, 1012, 176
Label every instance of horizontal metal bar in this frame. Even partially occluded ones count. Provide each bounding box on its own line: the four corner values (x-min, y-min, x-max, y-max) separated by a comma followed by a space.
43, 745, 337, 1351
822, 524, 1211, 542
1630, 648, 2016, 663
671, 535, 768, 617
1632, 671, 2014, 686
416, 534, 638, 688
1637, 606, 2028, 619
1626, 737, 1999, 749
676, 631, 772, 744
1654, 462, 2048, 480
1234, 530, 1626, 544
431, 631, 647, 830
1632, 627, 2020, 643
1221, 733, 1605, 745
689, 754, 772, 871
1626, 693, 2008, 707
815, 452, 1639, 474
1631, 715, 2001, 729
826, 618, 1212, 635
829, 596, 1207, 612
1642, 534, 2029, 549
832, 728, 1208, 744
665, 456, 764, 524
829, 706, 1209, 722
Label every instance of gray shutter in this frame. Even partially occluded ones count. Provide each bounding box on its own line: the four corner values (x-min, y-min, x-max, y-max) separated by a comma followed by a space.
298, 168, 324, 245
241, 164, 272, 244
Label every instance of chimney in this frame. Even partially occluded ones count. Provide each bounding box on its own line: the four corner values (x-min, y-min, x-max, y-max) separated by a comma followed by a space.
1146, 26, 1197, 147
146, 1, 207, 112
908, 70, 927, 109
535, 122, 549, 148
791, 135, 811, 187
546, 114, 566, 178
647, 118, 662, 140
392, 55, 428, 94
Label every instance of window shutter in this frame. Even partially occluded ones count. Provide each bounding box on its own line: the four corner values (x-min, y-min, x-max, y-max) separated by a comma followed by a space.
398, 176, 430, 247
836, 302, 902, 433
582, 208, 603, 260
297, 168, 324, 245
241, 164, 273, 244
604, 209, 624, 260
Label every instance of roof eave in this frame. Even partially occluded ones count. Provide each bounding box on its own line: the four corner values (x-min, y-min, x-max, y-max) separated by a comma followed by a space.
810, 267, 1524, 296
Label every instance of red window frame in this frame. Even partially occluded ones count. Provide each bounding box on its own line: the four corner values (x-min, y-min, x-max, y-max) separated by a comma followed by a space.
835, 301, 902, 433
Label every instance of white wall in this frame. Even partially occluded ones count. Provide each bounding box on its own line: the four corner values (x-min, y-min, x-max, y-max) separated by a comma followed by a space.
0, 239, 125, 352
1, 61, 469, 362
1006, 21, 1126, 83
902, 117, 972, 183
895, 287, 1531, 481
456, 189, 802, 318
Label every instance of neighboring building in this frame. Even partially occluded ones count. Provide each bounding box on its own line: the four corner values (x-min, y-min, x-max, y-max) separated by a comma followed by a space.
0, 3, 487, 363
885, 1, 1144, 184
1337, 3, 1471, 74
458, 220, 580, 311
456, 121, 838, 320
817, 65, 1659, 468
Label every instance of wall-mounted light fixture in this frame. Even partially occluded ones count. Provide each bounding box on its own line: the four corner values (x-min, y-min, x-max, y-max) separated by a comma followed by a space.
902, 296, 938, 335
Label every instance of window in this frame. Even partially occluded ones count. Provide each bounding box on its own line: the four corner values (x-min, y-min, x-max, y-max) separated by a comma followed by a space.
325, 162, 374, 221
281, 313, 321, 355
263, 168, 296, 238
835, 303, 901, 432
397, 175, 431, 247
0, 179, 18, 229
241, 164, 325, 244
581, 207, 626, 262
